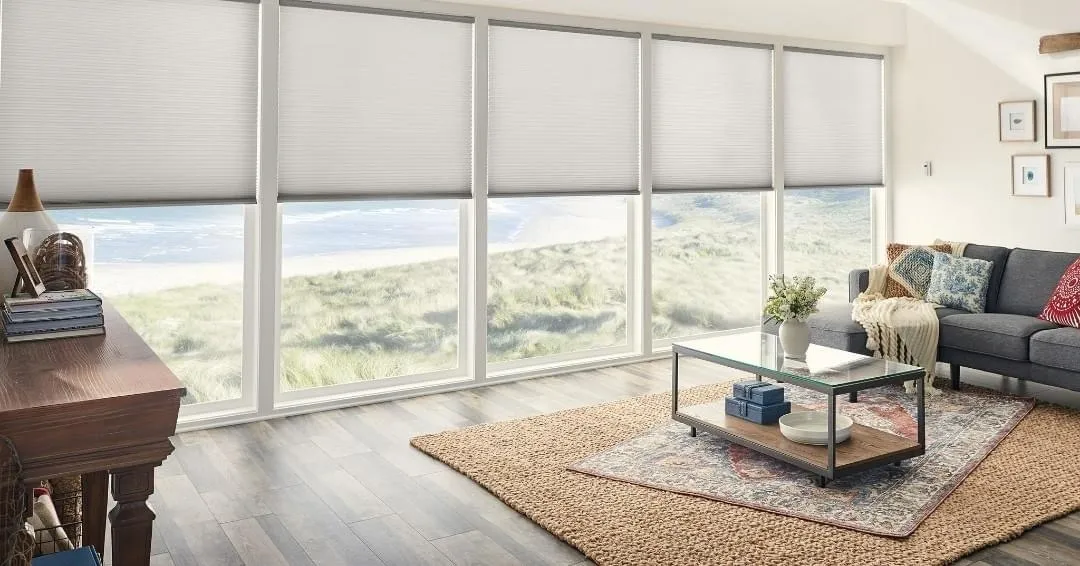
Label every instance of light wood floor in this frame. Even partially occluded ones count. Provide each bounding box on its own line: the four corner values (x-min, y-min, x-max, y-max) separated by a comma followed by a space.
110, 359, 1080, 566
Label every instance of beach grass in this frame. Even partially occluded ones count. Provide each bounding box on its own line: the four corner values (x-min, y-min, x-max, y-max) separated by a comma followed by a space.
110, 191, 870, 404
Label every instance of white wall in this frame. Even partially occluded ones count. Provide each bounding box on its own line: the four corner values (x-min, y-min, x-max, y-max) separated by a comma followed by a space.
892, 0, 1080, 252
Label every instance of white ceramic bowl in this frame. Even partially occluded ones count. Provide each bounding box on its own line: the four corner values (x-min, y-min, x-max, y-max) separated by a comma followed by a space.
779, 411, 854, 445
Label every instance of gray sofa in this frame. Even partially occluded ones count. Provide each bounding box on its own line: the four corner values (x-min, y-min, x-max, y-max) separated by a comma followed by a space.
786, 245, 1080, 392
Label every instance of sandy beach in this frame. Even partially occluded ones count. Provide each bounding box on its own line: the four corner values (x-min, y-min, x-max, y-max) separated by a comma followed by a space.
93, 239, 621, 295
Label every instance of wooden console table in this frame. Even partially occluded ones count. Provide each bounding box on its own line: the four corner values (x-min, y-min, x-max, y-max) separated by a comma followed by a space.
0, 303, 184, 566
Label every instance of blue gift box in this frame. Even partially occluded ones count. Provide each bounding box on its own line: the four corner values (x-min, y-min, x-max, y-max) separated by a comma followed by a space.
732, 380, 786, 406
724, 396, 792, 425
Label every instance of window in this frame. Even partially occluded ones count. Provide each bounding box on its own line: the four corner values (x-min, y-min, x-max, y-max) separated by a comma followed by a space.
49, 206, 246, 405
653, 193, 762, 339
488, 196, 628, 363
783, 188, 873, 307
280, 201, 461, 392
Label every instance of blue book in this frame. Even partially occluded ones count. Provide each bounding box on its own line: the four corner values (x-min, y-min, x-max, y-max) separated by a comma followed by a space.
4, 305, 103, 324
32, 547, 102, 566
3, 315, 105, 335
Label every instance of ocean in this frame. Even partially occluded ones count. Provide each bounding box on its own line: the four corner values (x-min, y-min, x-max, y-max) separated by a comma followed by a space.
47, 196, 630, 265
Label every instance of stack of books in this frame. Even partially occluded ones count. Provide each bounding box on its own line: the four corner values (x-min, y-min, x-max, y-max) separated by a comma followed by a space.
2, 289, 105, 343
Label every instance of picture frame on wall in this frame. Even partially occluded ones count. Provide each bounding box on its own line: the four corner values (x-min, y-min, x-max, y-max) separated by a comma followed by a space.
1065, 162, 1080, 227
1012, 154, 1050, 197
999, 100, 1036, 142
1045, 72, 1080, 148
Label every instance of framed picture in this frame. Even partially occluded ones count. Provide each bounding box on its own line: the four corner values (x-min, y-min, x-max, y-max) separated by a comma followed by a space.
1065, 162, 1080, 227
999, 100, 1036, 141
1012, 154, 1050, 197
4, 237, 46, 297
1045, 72, 1080, 148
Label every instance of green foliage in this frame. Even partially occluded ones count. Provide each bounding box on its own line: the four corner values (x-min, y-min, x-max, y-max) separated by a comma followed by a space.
763, 274, 827, 324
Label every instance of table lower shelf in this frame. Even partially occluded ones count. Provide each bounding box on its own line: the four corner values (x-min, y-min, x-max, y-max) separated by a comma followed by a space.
676, 401, 923, 475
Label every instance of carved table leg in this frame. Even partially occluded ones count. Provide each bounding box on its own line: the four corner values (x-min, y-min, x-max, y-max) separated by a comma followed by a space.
109, 464, 158, 566
82, 470, 109, 557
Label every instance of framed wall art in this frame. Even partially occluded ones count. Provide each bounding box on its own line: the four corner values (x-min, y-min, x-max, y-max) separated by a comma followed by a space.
1012, 154, 1050, 197
1065, 162, 1080, 227
999, 100, 1035, 142
1045, 72, 1080, 148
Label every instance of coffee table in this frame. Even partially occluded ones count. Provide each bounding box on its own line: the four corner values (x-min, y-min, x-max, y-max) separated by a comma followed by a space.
671, 331, 926, 486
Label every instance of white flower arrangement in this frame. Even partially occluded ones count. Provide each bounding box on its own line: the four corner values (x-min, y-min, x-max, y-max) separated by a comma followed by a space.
763, 275, 827, 323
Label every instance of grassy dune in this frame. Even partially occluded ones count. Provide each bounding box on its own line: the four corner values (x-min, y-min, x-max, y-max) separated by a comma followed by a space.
111, 191, 870, 404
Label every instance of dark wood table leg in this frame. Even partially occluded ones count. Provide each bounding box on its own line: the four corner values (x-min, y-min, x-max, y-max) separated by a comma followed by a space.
82, 471, 109, 557
109, 464, 158, 566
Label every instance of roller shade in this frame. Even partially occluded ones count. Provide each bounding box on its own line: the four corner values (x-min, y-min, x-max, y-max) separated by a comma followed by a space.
783, 48, 884, 188
278, 2, 474, 201
652, 36, 773, 192
488, 23, 640, 197
0, 0, 259, 206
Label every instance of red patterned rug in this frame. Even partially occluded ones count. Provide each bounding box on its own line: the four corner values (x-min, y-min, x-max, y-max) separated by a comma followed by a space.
569, 384, 1033, 537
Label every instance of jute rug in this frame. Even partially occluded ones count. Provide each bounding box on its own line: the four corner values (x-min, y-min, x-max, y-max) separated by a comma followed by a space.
410, 382, 1080, 566
569, 384, 1033, 537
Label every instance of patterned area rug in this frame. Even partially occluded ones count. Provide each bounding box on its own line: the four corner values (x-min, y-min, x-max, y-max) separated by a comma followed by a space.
411, 378, 1080, 566
569, 384, 1033, 537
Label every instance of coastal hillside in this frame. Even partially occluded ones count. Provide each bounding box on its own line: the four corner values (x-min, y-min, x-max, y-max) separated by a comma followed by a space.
111, 191, 869, 404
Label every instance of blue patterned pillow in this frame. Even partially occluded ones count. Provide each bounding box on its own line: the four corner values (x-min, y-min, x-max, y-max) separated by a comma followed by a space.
925, 252, 993, 313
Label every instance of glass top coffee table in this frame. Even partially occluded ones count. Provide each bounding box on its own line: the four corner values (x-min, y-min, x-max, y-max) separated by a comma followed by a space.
672, 331, 926, 486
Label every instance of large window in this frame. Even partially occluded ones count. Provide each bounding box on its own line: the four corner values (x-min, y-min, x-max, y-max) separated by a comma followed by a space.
0, 0, 889, 424
783, 188, 873, 307
280, 201, 460, 392
653, 193, 762, 339
488, 196, 628, 363
50, 206, 246, 405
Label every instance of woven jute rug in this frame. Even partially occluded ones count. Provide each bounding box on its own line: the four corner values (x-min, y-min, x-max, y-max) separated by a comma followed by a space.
410, 382, 1080, 566
569, 383, 1033, 537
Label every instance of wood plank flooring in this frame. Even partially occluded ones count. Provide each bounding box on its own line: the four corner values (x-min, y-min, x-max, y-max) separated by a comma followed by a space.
109, 359, 1080, 565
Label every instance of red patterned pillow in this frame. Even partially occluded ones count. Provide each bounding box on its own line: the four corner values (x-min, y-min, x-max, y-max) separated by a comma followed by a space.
1039, 258, 1080, 328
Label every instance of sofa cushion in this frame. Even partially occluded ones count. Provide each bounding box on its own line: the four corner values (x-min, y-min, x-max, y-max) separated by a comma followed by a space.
925, 252, 993, 313
885, 243, 952, 299
960, 244, 1011, 313
940, 314, 1058, 361
1038, 257, 1080, 328
1030, 328, 1080, 372
996, 248, 1080, 316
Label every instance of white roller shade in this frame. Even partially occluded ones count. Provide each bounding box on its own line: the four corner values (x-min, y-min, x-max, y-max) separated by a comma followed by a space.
278, 2, 473, 201
783, 48, 884, 188
0, 0, 259, 206
488, 23, 640, 196
652, 37, 773, 192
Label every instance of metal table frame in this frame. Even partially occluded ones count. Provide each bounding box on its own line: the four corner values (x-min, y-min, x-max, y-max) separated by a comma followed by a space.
671, 344, 926, 487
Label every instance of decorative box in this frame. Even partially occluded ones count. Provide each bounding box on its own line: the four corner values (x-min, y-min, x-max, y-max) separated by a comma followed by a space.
732, 380, 786, 406
725, 397, 792, 425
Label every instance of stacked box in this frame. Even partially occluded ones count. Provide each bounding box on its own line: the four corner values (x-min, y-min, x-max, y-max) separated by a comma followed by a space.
725, 380, 791, 425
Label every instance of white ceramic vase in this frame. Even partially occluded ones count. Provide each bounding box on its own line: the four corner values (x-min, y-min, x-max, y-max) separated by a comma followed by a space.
779, 319, 810, 359
0, 170, 58, 295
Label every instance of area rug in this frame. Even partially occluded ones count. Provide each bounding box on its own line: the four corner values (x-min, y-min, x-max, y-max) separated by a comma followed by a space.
569, 384, 1033, 537
410, 381, 1080, 566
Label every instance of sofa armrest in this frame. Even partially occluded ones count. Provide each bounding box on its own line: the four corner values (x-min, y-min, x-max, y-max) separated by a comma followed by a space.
848, 269, 870, 303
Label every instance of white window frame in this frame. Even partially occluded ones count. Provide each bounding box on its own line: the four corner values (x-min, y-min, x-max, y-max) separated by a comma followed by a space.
175, 0, 890, 431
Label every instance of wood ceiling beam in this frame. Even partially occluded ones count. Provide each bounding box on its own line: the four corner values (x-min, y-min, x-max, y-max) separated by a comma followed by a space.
1040, 33, 1080, 54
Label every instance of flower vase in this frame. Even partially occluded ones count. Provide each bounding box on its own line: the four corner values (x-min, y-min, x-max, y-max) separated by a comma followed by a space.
779, 319, 810, 359
0, 170, 58, 295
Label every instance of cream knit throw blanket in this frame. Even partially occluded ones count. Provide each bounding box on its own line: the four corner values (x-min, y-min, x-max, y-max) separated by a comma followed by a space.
851, 241, 967, 391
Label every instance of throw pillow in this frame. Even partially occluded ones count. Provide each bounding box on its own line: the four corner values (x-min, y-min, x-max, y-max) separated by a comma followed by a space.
925, 252, 993, 313
1039, 257, 1080, 328
885, 243, 952, 299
